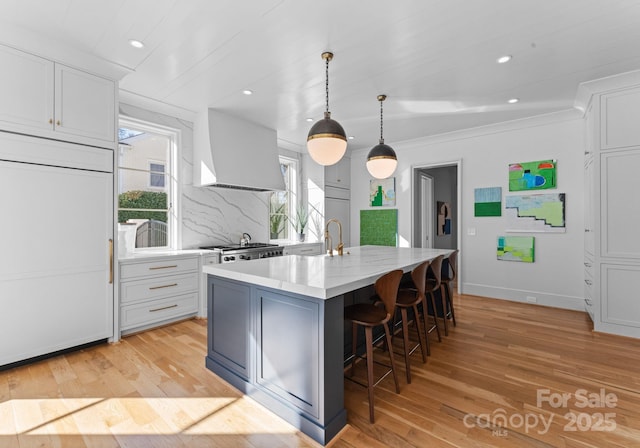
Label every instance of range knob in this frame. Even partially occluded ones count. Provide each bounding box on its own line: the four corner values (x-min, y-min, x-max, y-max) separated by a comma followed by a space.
239, 254, 247, 260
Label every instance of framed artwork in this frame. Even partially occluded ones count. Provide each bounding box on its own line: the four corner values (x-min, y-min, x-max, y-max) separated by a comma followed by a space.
370, 177, 396, 206
474, 187, 502, 217
509, 160, 556, 191
360, 209, 398, 246
437, 201, 451, 235
497, 236, 535, 263
505, 193, 565, 233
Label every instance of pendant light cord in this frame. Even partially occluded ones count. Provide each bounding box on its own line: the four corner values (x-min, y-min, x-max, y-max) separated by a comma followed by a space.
379, 98, 384, 144
325, 57, 330, 113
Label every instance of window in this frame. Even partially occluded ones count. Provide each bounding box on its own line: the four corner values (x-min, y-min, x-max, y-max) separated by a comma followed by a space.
270, 155, 298, 240
149, 162, 166, 188
118, 117, 179, 249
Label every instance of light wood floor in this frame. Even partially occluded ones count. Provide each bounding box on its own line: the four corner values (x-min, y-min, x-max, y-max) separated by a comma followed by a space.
2, 293, 640, 447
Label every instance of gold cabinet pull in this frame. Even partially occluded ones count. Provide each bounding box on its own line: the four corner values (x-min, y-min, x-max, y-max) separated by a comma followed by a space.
149, 283, 178, 290
56, 120, 61, 126
149, 304, 178, 312
109, 239, 114, 284
149, 265, 178, 270
48, 118, 53, 124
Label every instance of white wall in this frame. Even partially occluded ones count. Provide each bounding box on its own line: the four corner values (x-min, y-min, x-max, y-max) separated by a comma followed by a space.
350, 110, 585, 311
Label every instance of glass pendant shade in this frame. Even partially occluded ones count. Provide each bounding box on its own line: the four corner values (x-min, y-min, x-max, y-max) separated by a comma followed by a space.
366, 94, 397, 179
366, 142, 397, 179
307, 112, 347, 165
307, 52, 347, 166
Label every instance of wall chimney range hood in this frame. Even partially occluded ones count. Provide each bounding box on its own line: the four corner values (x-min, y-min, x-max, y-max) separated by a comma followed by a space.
194, 109, 286, 192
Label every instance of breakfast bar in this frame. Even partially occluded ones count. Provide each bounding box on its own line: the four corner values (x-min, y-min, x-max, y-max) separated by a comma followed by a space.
203, 245, 452, 444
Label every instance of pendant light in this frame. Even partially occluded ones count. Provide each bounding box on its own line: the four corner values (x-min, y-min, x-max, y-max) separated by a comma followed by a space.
307, 52, 347, 166
366, 94, 397, 179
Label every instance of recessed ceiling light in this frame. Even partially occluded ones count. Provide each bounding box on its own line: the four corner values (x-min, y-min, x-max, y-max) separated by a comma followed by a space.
508, 98, 519, 104
497, 55, 512, 64
129, 39, 145, 49
242, 89, 253, 95
348, 136, 354, 140
306, 118, 314, 122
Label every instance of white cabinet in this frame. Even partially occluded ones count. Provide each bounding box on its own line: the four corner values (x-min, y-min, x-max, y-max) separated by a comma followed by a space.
0, 45, 53, 133
119, 255, 199, 335
0, 44, 115, 148
325, 187, 350, 248
283, 243, 323, 256
325, 156, 350, 189
583, 83, 640, 337
0, 134, 114, 366
54, 64, 116, 144
324, 156, 351, 248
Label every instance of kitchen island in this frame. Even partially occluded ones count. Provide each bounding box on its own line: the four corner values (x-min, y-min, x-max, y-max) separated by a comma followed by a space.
203, 245, 452, 445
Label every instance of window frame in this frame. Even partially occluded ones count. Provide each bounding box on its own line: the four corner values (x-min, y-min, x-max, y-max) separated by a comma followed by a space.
270, 155, 299, 241
117, 116, 180, 250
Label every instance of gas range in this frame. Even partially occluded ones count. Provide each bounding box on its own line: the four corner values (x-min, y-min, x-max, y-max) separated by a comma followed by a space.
200, 242, 284, 263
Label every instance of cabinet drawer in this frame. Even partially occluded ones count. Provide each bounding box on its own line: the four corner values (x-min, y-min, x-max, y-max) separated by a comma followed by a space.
120, 272, 199, 304
120, 293, 198, 330
283, 243, 323, 256
120, 257, 199, 280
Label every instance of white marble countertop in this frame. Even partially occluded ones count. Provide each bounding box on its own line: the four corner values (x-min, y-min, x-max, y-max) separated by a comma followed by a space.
203, 245, 452, 299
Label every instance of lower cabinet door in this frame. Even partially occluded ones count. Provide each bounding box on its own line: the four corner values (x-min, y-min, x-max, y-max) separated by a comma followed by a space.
208, 278, 252, 381
256, 288, 320, 419
601, 263, 640, 327
0, 160, 113, 366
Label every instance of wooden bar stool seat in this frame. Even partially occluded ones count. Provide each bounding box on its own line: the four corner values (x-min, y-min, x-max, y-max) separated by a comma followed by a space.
394, 260, 430, 383
345, 269, 403, 423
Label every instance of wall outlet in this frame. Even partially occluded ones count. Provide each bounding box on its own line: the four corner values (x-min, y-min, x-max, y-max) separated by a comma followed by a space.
526, 296, 537, 303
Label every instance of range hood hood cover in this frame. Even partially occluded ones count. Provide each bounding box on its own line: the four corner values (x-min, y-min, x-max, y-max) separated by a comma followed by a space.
194, 109, 286, 192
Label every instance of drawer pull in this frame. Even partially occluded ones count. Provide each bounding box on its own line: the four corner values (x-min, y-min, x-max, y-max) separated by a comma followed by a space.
149, 304, 178, 312
149, 265, 178, 270
149, 283, 178, 290
584, 279, 593, 286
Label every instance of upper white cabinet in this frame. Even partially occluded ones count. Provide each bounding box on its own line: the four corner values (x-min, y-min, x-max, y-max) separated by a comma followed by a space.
601, 88, 640, 150
0, 44, 115, 148
325, 156, 350, 189
0, 45, 54, 133
54, 64, 116, 144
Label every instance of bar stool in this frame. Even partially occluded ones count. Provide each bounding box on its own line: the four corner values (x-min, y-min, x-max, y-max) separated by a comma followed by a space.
395, 260, 430, 383
345, 269, 403, 423
425, 254, 446, 338
441, 250, 458, 329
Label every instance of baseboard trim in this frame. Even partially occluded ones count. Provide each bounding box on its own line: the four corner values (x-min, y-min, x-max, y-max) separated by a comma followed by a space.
462, 283, 585, 311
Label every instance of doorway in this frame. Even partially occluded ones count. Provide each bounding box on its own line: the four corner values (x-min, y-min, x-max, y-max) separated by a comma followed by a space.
412, 160, 462, 293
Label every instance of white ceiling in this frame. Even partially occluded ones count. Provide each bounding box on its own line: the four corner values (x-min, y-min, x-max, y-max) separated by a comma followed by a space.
3, 0, 640, 152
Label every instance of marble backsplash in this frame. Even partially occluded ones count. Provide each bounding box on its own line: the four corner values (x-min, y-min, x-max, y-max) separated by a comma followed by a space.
119, 103, 269, 249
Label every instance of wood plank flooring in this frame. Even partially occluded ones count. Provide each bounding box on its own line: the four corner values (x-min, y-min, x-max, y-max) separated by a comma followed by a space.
2, 293, 640, 447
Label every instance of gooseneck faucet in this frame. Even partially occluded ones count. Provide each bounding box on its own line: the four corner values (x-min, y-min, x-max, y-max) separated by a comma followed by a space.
324, 218, 344, 257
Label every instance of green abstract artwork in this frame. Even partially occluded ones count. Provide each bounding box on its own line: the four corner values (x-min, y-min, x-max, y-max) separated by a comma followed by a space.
509, 159, 556, 191
497, 236, 535, 262
360, 209, 398, 246
505, 193, 565, 233
370, 177, 396, 206
474, 187, 502, 217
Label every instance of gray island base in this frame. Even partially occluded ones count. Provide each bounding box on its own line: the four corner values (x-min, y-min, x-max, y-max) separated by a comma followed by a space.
203, 246, 452, 444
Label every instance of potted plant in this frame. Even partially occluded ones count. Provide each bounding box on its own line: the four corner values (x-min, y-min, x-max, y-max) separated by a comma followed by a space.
295, 206, 308, 242
270, 203, 286, 239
